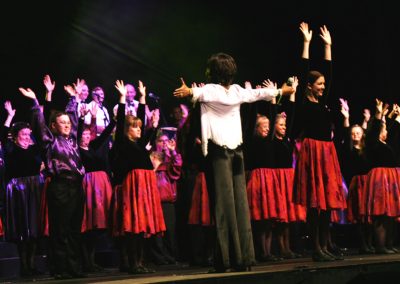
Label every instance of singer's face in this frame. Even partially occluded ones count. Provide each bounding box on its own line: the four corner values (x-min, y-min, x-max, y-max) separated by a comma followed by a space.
126, 85, 136, 104
274, 117, 286, 138
309, 76, 325, 97
351, 126, 363, 143
256, 117, 270, 138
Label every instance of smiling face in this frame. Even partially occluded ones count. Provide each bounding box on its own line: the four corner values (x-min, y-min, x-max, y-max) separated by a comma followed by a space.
256, 116, 270, 138
351, 125, 364, 144
274, 117, 287, 138
308, 76, 325, 98
16, 128, 32, 149
125, 84, 136, 105
92, 87, 105, 106
52, 114, 71, 137
80, 84, 89, 101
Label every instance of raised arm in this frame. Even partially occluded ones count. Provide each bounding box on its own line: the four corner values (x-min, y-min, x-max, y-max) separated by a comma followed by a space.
320, 25, 332, 61
300, 22, 312, 59
114, 80, 127, 144
43, 74, 55, 102
1, 101, 16, 144
361, 108, 371, 130
339, 98, 350, 128
19, 87, 54, 148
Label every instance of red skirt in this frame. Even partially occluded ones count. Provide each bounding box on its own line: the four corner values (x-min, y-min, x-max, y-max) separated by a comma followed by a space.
38, 176, 51, 237
347, 175, 368, 223
81, 171, 113, 232
0, 217, 3, 236
188, 172, 212, 226
273, 168, 307, 223
246, 168, 286, 221
111, 169, 166, 237
364, 167, 400, 217
294, 138, 346, 211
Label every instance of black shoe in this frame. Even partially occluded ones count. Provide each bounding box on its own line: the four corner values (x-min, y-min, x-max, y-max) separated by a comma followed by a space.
387, 247, 400, 253
312, 250, 334, 262
139, 266, 155, 273
281, 252, 297, 259
54, 273, 73, 280
323, 249, 344, 260
359, 247, 375, 254
259, 254, 281, 262
375, 247, 395, 254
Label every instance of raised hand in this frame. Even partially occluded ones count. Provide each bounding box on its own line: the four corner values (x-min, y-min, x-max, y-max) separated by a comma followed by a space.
79, 103, 89, 117
19, 87, 37, 100
89, 102, 98, 117
262, 79, 277, 90
115, 80, 127, 97
138, 80, 146, 97
73, 78, 86, 96
319, 25, 332, 46
375, 98, 383, 113
339, 98, 349, 118
64, 85, 77, 97
300, 22, 312, 42
43, 74, 55, 93
383, 103, 390, 117
363, 108, 371, 122
4, 101, 16, 117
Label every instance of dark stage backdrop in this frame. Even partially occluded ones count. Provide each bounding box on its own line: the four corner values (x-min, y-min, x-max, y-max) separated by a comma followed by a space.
1, 0, 398, 126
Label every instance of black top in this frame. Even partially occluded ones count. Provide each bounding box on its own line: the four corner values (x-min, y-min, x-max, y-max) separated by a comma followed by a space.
79, 119, 115, 173
110, 103, 154, 185
296, 58, 334, 141
2, 128, 42, 182
365, 118, 398, 168
339, 127, 371, 185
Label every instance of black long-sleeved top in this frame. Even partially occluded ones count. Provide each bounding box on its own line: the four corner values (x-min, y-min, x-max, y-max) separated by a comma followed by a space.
365, 118, 398, 168
339, 127, 371, 185
31, 98, 84, 180
110, 103, 154, 185
1, 125, 42, 183
79, 119, 115, 174
295, 59, 334, 141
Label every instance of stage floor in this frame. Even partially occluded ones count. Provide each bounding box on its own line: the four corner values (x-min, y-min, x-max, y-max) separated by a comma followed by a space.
5, 253, 400, 284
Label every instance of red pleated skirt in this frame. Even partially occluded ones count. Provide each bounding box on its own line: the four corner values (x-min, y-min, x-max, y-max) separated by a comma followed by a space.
246, 168, 286, 221
188, 171, 212, 226
38, 176, 51, 237
81, 171, 113, 232
111, 169, 166, 238
274, 168, 307, 223
364, 167, 400, 217
346, 175, 368, 223
294, 138, 346, 211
